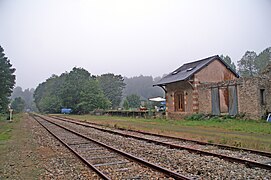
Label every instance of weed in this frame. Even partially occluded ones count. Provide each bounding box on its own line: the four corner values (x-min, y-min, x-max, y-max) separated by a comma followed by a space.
207, 140, 214, 143
113, 124, 119, 129
219, 137, 228, 144
184, 114, 205, 121
233, 141, 242, 147
104, 123, 110, 127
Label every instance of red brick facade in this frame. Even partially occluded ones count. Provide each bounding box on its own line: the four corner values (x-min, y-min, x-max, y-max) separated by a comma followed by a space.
165, 59, 238, 119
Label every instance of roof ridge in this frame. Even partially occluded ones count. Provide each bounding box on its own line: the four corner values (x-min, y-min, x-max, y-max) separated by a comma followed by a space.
183, 55, 218, 65
153, 55, 239, 87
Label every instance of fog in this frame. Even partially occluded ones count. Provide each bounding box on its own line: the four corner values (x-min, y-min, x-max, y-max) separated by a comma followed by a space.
0, 0, 270, 89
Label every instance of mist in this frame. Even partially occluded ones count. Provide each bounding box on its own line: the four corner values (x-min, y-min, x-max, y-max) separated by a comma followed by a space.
0, 0, 270, 89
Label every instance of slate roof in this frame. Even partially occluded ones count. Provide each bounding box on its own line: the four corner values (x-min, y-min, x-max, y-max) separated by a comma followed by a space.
154, 55, 239, 86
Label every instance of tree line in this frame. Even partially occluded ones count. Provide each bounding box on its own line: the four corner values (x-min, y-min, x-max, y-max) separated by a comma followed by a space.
0, 46, 15, 114
34, 68, 116, 114
33, 68, 164, 113
10, 87, 37, 112
221, 47, 271, 77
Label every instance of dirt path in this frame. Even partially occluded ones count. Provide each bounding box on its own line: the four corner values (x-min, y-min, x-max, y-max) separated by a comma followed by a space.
0, 114, 101, 179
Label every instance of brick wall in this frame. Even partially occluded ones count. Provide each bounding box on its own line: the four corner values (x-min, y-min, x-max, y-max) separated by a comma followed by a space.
198, 84, 212, 114
166, 81, 194, 113
167, 112, 193, 120
196, 59, 237, 82
197, 77, 271, 119
237, 77, 271, 119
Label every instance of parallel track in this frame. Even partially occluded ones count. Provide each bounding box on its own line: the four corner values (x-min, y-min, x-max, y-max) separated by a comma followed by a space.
31, 114, 191, 179
49, 115, 271, 170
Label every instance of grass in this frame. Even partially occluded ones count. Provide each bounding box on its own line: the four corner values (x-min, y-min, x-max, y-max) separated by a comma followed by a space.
66, 114, 271, 134
183, 113, 271, 133
59, 114, 271, 152
0, 114, 12, 141
182, 117, 271, 134
0, 113, 21, 141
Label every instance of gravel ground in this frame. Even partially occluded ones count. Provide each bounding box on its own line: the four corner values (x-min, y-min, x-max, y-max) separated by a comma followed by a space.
111, 128, 271, 163
0, 114, 101, 179
37, 117, 175, 179
52, 117, 271, 179
72, 119, 271, 164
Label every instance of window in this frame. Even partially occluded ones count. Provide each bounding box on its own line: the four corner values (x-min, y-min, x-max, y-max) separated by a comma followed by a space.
186, 67, 195, 71
174, 92, 185, 112
260, 89, 266, 105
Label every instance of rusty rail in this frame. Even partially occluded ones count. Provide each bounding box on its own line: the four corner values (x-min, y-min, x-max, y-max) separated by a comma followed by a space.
31, 114, 110, 179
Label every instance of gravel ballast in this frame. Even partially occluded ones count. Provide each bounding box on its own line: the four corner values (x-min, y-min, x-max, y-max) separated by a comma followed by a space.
52, 117, 271, 179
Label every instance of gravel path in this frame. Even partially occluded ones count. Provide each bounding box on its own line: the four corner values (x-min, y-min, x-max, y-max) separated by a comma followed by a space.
52, 117, 271, 179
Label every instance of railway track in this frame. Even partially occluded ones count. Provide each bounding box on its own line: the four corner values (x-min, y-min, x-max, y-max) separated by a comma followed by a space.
48, 115, 271, 171
31, 114, 191, 179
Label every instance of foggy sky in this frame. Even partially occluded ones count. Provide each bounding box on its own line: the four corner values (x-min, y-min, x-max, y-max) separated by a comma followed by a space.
0, 0, 271, 89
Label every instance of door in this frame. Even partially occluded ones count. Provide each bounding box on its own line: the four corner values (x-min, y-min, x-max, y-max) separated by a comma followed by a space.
174, 92, 185, 112
228, 86, 238, 116
211, 87, 220, 115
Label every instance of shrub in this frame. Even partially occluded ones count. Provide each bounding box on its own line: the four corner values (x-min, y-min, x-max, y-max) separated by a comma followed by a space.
185, 114, 205, 121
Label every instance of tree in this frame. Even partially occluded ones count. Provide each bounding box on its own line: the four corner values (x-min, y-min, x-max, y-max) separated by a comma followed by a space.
220, 55, 236, 71
59, 68, 92, 111
11, 97, 25, 112
76, 78, 110, 113
125, 94, 141, 108
11, 86, 24, 99
123, 99, 129, 110
255, 47, 271, 74
97, 73, 125, 108
34, 67, 110, 114
34, 75, 63, 113
0, 46, 16, 113
237, 51, 257, 77
11, 86, 37, 111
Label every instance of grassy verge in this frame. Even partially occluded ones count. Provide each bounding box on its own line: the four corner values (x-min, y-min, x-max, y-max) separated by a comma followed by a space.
0, 113, 24, 141
0, 114, 14, 141
60, 114, 271, 152
0, 113, 41, 179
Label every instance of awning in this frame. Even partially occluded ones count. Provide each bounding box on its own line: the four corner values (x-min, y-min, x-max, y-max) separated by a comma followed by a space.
148, 97, 166, 102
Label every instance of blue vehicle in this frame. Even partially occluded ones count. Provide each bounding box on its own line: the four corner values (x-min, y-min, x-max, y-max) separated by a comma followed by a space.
61, 108, 72, 114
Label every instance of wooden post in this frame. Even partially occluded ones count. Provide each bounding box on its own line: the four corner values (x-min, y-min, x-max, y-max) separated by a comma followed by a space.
9, 109, 13, 121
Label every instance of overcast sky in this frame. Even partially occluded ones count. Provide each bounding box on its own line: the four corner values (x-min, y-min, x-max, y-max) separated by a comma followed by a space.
1, 0, 271, 89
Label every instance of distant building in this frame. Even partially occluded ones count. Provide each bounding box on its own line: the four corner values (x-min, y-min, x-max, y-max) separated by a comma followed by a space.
154, 55, 271, 119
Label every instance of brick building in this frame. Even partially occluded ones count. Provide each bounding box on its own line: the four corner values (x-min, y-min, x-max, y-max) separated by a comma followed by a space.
154, 55, 271, 119
154, 55, 239, 119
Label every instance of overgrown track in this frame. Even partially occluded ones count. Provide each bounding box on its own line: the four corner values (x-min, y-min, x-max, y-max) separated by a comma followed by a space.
31, 114, 191, 180
50, 115, 271, 170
